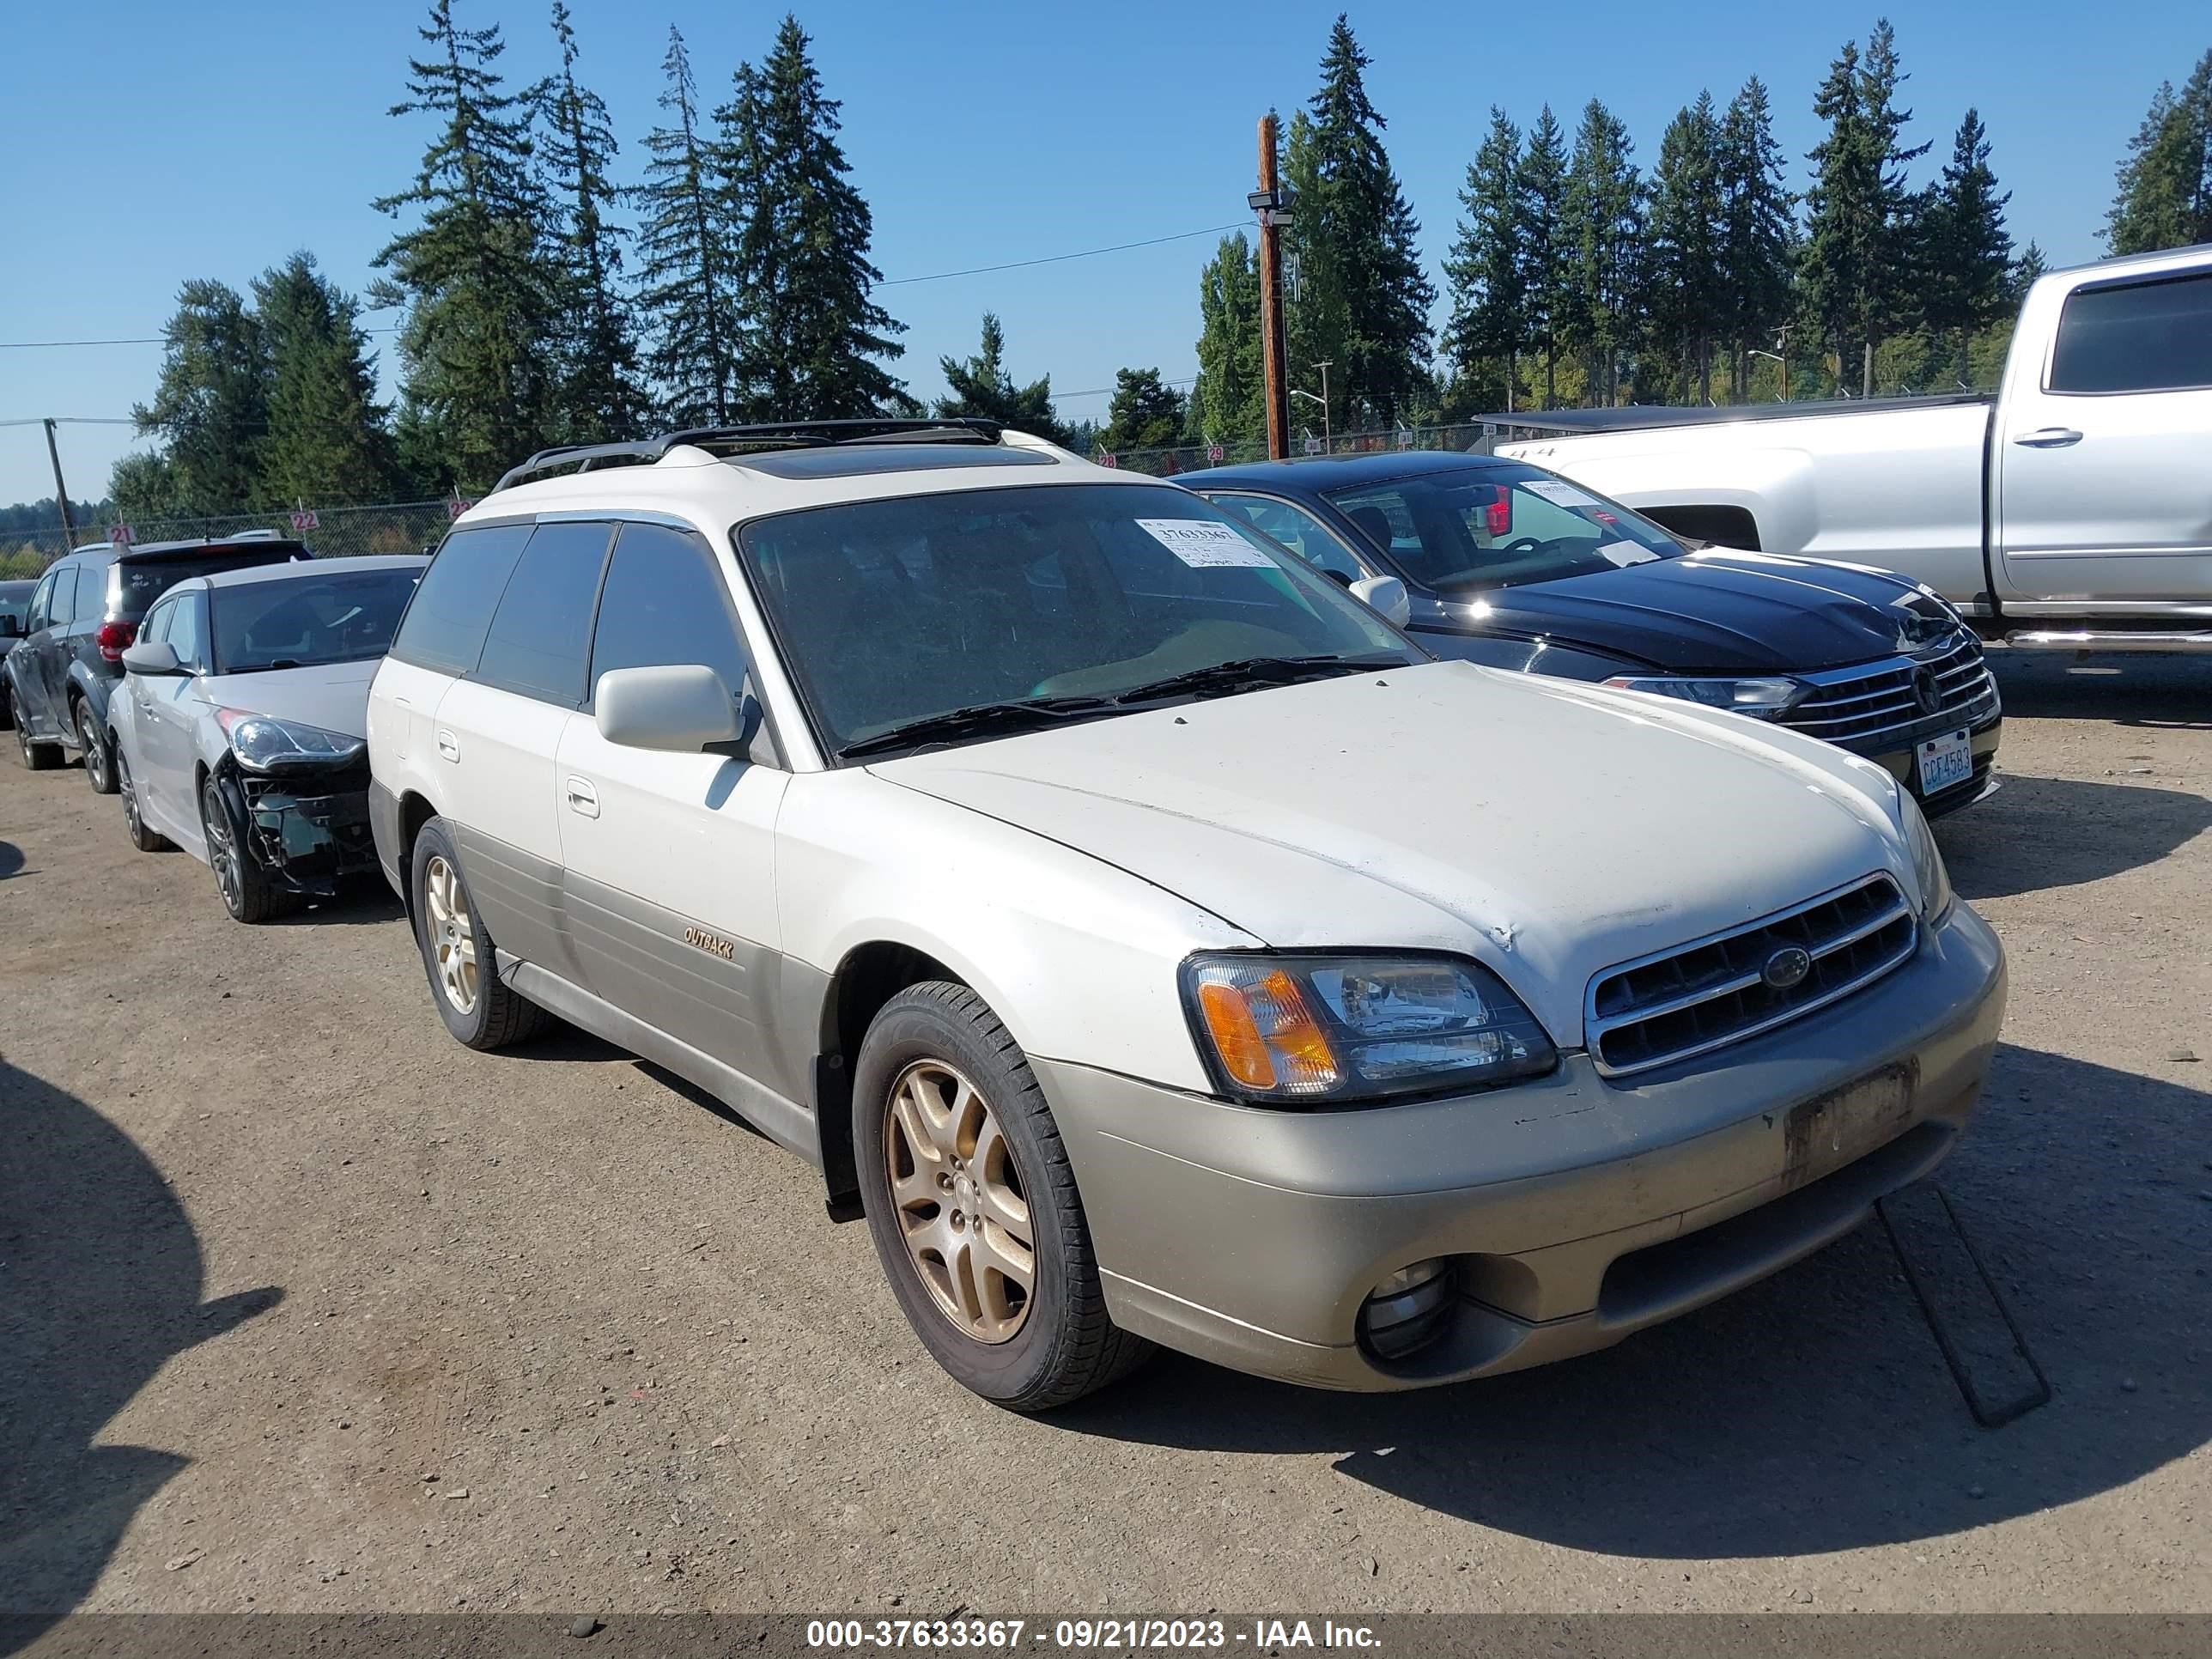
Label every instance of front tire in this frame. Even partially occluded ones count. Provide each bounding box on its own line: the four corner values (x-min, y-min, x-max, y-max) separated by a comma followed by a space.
200, 774, 295, 923
76, 699, 118, 794
409, 817, 549, 1049
854, 981, 1152, 1411
14, 693, 60, 769
117, 748, 172, 851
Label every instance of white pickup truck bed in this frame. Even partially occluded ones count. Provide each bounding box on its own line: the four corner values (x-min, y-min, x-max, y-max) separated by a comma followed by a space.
1499, 243, 2212, 646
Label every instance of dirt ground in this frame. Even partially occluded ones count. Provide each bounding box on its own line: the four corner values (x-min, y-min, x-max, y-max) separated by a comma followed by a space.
3, 651, 2208, 1630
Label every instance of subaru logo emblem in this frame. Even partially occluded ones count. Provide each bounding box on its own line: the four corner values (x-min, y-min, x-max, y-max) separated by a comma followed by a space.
1762, 946, 1812, 991
1911, 666, 1942, 716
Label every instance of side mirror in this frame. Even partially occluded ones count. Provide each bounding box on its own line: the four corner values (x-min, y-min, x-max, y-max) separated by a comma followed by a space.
122, 640, 183, 677
1349, 574, 1411, 628
594, 664, 739, 752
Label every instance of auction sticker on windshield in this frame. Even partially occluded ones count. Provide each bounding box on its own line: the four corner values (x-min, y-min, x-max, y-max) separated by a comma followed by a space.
1138, 519, 1277, 568
1523, 478, 1603, 509
1596, 541, 1661, 568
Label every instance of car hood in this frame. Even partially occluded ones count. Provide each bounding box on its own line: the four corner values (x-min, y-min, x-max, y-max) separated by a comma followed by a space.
871, 660, 1911, 1048
198, 659, 380, 741
1437, 550, 1940, 673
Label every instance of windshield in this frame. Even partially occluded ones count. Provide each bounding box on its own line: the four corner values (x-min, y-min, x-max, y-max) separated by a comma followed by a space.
210, 566, 422, 674
736, 483, 1417, 757
1326, 465, 1686, 593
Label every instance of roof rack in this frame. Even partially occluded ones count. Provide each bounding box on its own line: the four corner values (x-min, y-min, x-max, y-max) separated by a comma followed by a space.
490, 418, 1006, 495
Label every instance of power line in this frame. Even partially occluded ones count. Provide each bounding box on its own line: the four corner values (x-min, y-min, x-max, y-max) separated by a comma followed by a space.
0, 222, 1245, 349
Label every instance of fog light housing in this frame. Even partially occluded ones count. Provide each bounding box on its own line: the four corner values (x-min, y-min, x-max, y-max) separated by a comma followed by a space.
1358, 1257, 1458, 1359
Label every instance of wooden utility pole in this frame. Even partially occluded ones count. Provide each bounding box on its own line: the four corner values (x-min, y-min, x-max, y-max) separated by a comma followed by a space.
43, 419, 78, 548
1253, 114, 1292, 461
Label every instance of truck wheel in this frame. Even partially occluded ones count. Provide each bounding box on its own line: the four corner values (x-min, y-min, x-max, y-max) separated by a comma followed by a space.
117, 748, 171, 851
76, 698, 118, 794
409, 817, 549, 1049
201, 775, 295, 923
15, 698, 60, 770
854, 981, 1152, 1411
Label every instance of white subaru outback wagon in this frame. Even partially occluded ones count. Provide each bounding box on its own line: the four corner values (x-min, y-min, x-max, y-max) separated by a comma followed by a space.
367, 419, 2006, 1410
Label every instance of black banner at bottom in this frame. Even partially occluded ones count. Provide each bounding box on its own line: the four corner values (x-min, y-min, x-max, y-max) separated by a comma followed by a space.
6, 1614, 2209, 1659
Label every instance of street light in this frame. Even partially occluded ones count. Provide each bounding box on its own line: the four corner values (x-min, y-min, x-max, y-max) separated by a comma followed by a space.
1293, 359, 1333, 452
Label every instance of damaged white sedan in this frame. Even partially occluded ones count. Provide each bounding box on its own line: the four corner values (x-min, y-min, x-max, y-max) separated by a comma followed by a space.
108, 556, 426, 921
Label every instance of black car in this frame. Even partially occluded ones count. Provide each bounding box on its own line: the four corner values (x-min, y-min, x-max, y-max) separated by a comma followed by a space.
1180, 451, 2002, 816
5, 535, 310, 788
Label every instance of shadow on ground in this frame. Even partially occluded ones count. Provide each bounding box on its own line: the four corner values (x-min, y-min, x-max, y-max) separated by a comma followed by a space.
264, 878, 406, 929
1060, 1043, 2212, 1559
1987, 652, 2212, 728
0, 842, 21, 880
1938, 772, 2212, 899
0, 1063, 281, 1642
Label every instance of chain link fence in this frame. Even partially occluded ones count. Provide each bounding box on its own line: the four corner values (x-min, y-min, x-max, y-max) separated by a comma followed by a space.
1, 423, 1559, 579
1, 499, 462, 580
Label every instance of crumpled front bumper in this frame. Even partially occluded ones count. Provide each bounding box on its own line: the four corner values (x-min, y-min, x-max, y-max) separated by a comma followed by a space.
234, 768, 379, 894
1035, 899, 2006, 1392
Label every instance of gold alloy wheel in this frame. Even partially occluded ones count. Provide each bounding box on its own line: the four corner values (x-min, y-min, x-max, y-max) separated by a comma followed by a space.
422, 854, 480, 1015
883, 1059, 1036, 1343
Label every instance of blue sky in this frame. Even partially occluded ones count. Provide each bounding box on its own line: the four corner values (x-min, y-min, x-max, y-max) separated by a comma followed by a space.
3, 0, 2202, 505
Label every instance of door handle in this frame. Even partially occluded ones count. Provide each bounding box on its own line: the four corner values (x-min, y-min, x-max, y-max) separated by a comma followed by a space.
2011, 427, 2083, 448
435, 727, 460, 762
564, 775, 599, 818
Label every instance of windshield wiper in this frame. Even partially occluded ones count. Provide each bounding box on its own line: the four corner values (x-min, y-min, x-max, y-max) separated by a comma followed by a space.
836, 695, 1116, 759
1108, 653, 1406, 707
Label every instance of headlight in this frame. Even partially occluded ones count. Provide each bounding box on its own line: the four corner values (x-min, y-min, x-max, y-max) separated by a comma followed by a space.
1898, 787, 1954, 922
1182, 952, 1557, 1106
1601, 675, 1807, 717
215, 708, 365, 772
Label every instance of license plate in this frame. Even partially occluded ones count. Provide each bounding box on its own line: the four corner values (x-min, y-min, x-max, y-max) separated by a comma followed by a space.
1917, 727, 1972, 794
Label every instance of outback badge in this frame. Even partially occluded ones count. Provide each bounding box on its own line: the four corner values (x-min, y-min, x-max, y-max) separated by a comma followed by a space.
684, 925, 736, 961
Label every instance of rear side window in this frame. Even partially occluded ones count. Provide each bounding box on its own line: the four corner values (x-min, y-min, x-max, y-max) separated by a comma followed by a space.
472, 521, 614, 704
2049, 272, 2212, 393
49, 568, 81, 626
588, 522, 750, 700
390, 523, 533, 676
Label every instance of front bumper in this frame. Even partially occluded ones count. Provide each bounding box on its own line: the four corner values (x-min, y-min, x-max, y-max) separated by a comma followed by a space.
233, 768, 379, 894
1857, 712, 2003, 819
1036, 900, 2005, 1391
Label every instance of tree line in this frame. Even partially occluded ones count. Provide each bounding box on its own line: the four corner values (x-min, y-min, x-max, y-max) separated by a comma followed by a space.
108, 8, 2212, 520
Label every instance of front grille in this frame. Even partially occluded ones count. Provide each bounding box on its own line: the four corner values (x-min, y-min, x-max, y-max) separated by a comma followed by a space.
1587, 874, 1917, 1078
1778, 633, 1998, 750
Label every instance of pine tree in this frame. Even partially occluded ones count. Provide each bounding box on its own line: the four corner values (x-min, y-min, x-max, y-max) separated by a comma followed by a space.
131, 280, 270, 515
634, 27, 740, 428
1559, 99, 1642, 406
1280, 16, 1435, 429
2105, 53, 2212, 254
371, 0, 561, 493
2010, 240, 2047, 304
1717, 76, 1796, 400
1100, 368, 1188, 456
1516, 106, 1570, 406
933, 314, 1070, 442
1443, 108, 1527, 410
1922, 109, 2012, 386
255, 252, 402, 506
1802, 40, 1880, 394
1191, 233, 1265, 445
1646, 94, 1726, 403
534, 1, 650, 443
1858, 20, 1934, 388
720, 15, 909, 421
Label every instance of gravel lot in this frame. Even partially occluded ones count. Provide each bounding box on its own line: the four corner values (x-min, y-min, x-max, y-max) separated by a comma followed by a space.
3, 651, 2209, 1630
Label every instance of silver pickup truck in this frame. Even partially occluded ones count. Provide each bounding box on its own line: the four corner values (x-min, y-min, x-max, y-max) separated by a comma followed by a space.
1499, 243, 2212, 651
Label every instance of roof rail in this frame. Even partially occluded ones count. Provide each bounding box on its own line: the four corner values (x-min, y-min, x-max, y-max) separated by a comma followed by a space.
489, 418, 1006, 495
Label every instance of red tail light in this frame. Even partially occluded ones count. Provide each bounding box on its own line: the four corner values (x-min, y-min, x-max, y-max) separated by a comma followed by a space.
1485, 490, 1512, 538
96, 620, 137, 662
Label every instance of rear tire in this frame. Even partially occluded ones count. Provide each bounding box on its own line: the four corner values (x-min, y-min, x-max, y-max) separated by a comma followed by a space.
854, 981, 1153, 1411
200, 775, 296, 923
76, 698, 118, 794
409, 817, 550, 1050
117, 748, 172, 852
